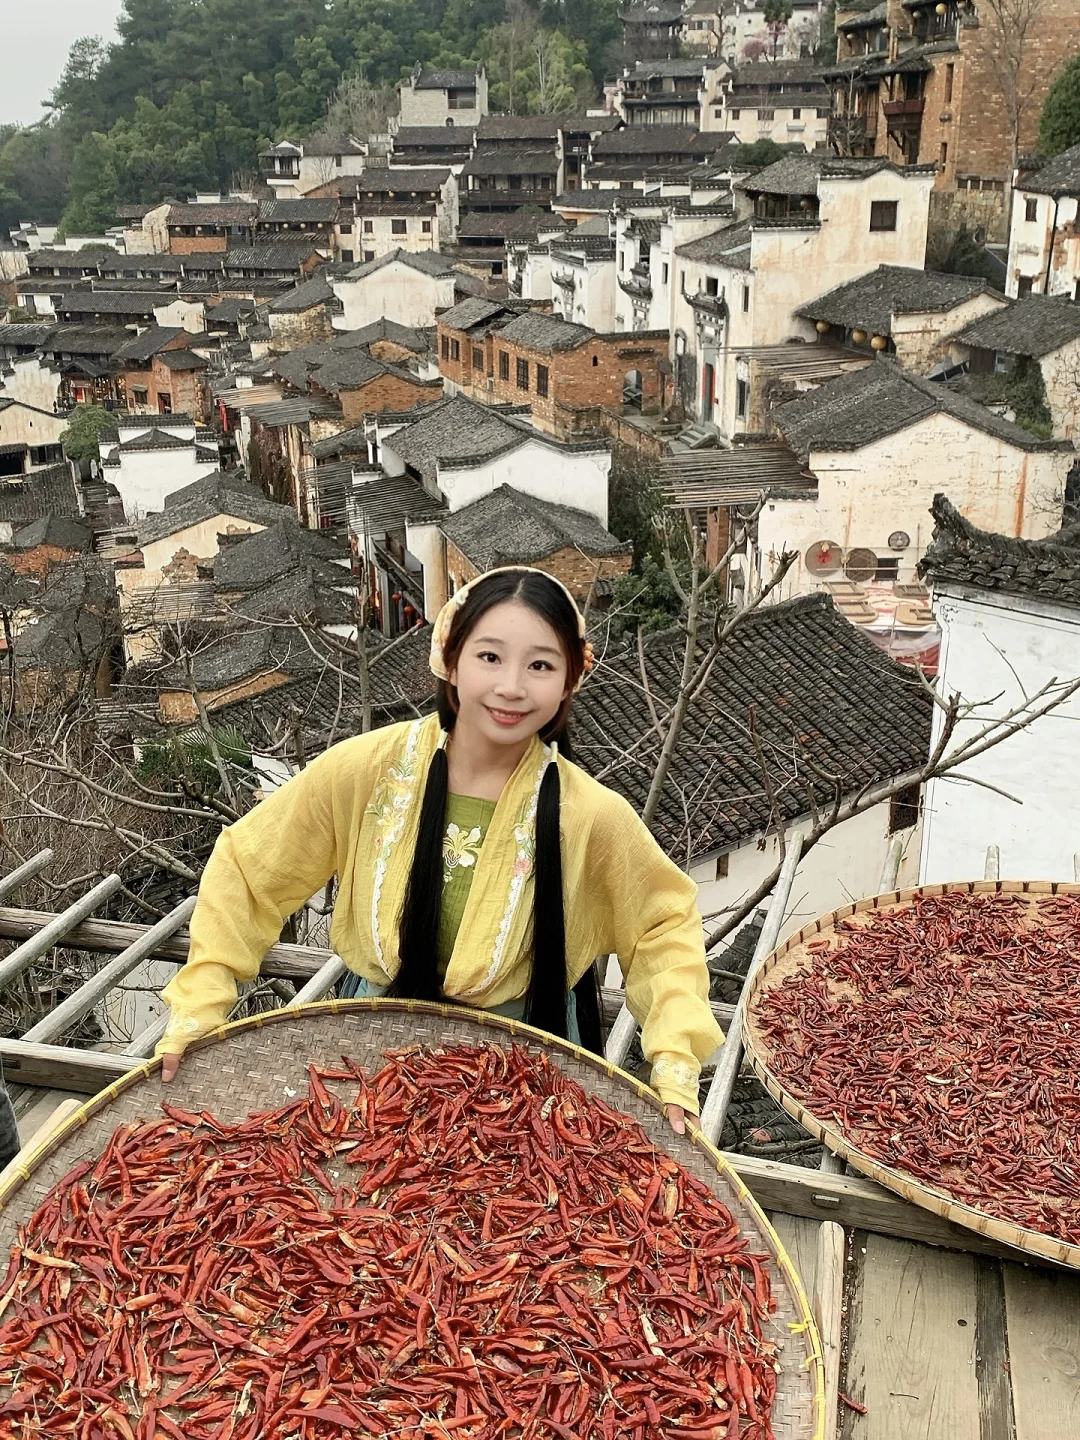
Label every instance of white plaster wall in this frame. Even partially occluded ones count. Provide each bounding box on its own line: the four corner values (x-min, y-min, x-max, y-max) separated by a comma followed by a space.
690, 803, 922, 949
155, 298, 206, 332
1007, 191, 1079, 299
332, 264, 457, 328
403, 518, 448, 620
760, 411, 1070, 598
436, 439, 611, 525
921, 584, 1080, 884
0, 400, 66, 451
298, 153, 367, 195
114, 449, 221, 521
521, 250, 553, 302
0, 359, 61, 413
357, 215, 439, 258
891, 290, 1007, 372
134, 514, 270, 588
1040, 339, 1080, 442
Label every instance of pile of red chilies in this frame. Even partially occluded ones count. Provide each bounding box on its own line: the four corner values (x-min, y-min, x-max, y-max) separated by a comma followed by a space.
753, 892, 1080, 1243
0, 1042, 780, 1440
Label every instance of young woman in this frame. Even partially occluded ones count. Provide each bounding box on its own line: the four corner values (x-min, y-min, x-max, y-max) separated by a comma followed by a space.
157, 567, 723, 1133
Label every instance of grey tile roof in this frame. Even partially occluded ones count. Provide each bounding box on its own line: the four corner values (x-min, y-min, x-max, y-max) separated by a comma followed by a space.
919, 493, 1080, 608
462, 148, 561, 178
436, 296, 510, 331
270, 342, 339, 390
246, 396, 342, 426
457, 212, 566, 240
392, 127, 476, 149
230, 564, 355, 627
386, 395, 527, 481
119, 427, 198, 452
257, 198, 340, 222
137, 481, 295, 547
736, 154, 907, 196
413, 67, 479, 89
571, 591, 932, 859
300, 133, 366, 157
476, 115, 568, 141
221, 242, 324, 270
154, 625, 325, 692
797, 266, 1002, 337
1019, 143, 1080, 198
213, 521, 350, 590
354, 169, 451, 194
953, 294, 1080, 359
592, 125, 720, 157
0, 465, 80, 526
440, 483, 631, 570
11, 513, 92, 552
57, 290, 159, 316
10, 556, 117, 675
775, 360, 1068, 456
156, 349, 208, 371
112, 327, 189, 362
167, 202, 256, 226
267, 270, 338, 313
494, 311, 594, 352
310, 424, 370, 460
40, 325, 136, 356
163, 471, 263, 510
343, 248, 458, 282
0, 323, 56, 350
674, 220, 753, 268
342, 319, 431, 353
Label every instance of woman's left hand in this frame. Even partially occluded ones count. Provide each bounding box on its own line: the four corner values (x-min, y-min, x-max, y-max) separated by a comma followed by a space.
666, 1104, 694, 1136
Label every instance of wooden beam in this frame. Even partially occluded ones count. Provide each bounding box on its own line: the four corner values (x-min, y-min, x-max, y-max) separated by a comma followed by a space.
724, 1151, 1039, 1264
813, 1221, 844, 1440
0, 877, 123, 990
0, 850, 53, 903
0, 1039, 143, 1094
0, 906, 329, 981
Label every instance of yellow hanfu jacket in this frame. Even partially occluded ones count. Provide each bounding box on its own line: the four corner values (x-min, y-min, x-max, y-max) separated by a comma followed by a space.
157, 712, 723, 1112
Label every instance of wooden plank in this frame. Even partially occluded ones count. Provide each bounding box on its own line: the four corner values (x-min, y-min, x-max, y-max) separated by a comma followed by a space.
0, 906, 329, 980
0, 1039, 141, 1094
815, 1222, 845, 1440
0, 850, 53, 903
0, 1098, 82, 1189
768, 1213, 821, 1297
0, 877, 123, 989
726, 1153, 1040, 1265
1002, 1260, 1080, 1440
841, 1233, 980, 1440
975, 1259, 1016, 1440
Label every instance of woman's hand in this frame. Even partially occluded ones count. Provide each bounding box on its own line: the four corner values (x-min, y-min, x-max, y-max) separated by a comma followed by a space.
160, 1053, 182, 1084
666, 1104, 694, 1136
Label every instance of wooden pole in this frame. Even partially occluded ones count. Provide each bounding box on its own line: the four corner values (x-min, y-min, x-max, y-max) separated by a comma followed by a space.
125, 1015, 168, 1058
0, 875, 123, 991
813, 1221, 845, 1440
22, 897, 197, 1045
699, 835, 803, 1146
984, 844, 1000, 881
0, 1039, 142, 1093
0, 850, 53, 904
289, 956, 347, 1006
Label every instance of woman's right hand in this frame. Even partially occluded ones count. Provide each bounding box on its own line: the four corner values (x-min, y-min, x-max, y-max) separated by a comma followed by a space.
160, 1052, 183, 1084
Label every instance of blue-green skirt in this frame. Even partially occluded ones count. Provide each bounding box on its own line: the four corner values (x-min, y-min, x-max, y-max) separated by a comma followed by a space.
337, 972, 581, 1045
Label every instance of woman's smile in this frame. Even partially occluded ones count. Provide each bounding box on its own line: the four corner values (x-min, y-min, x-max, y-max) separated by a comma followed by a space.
486, 705, 531, 727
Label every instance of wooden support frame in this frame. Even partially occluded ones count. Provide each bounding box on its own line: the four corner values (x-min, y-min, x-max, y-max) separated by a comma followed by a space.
0, 877, 124, 990
0, 850, 53, 904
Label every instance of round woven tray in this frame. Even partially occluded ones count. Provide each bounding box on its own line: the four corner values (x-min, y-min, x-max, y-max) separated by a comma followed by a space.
0, 999, 824, 1438
743, 879, 1080, 1271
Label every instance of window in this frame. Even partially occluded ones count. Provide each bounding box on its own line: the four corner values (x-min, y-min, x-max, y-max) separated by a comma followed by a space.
662, 263, 669, 284
705, 276, 719, 296
869, 200, 898, 232
1017, 275, 1034, 297
742, 284, 750, 313
730, 108, 740, 119
422, 220, 432, 233
889, 784, 921, 834
715, 853, 729, 881
759, 109, 775, 121
441, 334, 450, 360
157, 392, 172, 415
516, 357, 529, 390
714, 108, 724, 120
339, 222, 352, 235
736, 378, 748, 418
1025, 197, 1039, 222
363, 220, 373, 233
939, 142, 948, 168
874, 556, 900, 582
944, 62, 954, 104
499, 351, 510, 381
472, 346, 483, 370
132, 387, 148, 407
492, 262, 503, 276
391, 218, 407, 235
792, 107, 801, 119
536, 363, 549, 398
592, 355, 599, 366
340, 249, 353, 263
364, 250, 375, 262
450, 338, 460, 361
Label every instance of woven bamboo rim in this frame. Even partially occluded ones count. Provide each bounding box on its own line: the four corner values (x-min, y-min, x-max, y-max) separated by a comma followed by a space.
743, 879, 1080, 1271
0, 1000, 825, 1439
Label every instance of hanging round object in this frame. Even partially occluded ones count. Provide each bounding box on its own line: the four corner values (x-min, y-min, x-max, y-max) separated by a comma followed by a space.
391, 592, 402, 603
851, 328, 867, 344
888, 530, 911, 551
870, 334, 888, 351
815, 319, 830, 334
935, 2, 947, 13
403, 603, 415, 615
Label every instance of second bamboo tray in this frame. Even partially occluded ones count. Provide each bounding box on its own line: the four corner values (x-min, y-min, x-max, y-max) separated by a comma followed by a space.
0, 1000, 826, 1439
743, 879, 1080, 1271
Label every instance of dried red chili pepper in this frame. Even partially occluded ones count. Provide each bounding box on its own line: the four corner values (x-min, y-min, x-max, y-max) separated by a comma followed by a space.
0, 1044, 783, 1438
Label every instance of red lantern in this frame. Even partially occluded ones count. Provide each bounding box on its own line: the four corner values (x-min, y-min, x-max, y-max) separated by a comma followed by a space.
391, 592, 402, 602
404, 603, 415, 615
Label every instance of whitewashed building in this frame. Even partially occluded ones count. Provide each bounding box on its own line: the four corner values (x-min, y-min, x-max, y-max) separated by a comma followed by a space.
919, 496, 1080, 884
397, 66, 488, 129
550, 219, 618, 331
331, 249, 461, 330
100, 416, 221, 520
1007, 143, 1080, 301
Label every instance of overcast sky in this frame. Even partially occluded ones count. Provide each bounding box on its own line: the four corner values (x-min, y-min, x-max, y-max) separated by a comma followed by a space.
4, 0, 123, 126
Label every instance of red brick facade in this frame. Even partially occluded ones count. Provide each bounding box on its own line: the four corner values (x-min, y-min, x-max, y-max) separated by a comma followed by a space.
336, 373, 443, 421
437, 322, 668, 439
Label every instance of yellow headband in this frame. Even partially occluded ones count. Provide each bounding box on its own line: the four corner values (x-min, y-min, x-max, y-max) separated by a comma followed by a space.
428, 566, 594, 692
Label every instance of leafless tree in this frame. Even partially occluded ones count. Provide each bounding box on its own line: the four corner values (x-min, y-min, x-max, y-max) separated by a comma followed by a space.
974, 0, 1046, 216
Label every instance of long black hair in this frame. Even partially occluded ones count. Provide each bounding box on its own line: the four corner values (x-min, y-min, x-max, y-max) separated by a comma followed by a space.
387, 570, 602, 1052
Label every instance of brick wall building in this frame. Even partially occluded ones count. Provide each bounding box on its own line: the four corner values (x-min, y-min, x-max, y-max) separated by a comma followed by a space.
335, 370, 443, 421
438, 307, 668, 438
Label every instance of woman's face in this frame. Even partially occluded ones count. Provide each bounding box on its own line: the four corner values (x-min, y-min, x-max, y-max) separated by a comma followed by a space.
449, 599, 571, 749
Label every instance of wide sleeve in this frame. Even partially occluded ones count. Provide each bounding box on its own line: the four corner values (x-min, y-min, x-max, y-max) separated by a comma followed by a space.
155, 741, 348, 1057
591, 791, 723, 1113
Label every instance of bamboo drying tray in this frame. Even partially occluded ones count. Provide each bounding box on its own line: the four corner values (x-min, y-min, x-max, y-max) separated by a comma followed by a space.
743, 879, 1080, 1271
0, 999, 825, 1439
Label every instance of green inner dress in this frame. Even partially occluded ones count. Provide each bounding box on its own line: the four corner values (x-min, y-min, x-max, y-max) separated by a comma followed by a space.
437, 792, 498, 978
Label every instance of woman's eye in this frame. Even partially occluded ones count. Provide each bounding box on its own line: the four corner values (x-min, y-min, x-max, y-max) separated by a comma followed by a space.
530, 660, 554, 671
477, 651, 500, 663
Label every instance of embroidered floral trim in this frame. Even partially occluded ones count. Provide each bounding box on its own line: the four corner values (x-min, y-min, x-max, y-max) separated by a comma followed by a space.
443, 823, 483, 884
652, 1057, 701, 1092
162, 1012, 202, 1041
366, 719, 423, 976
458, 743, 552, 998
